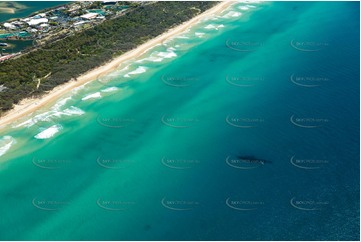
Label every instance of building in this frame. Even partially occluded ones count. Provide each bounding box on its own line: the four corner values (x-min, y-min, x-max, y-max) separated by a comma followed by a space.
3, 23, 17, 29
73, 21, 86, 26
0, 53, 18, 62
34, 13, 46, 18
102, 1, 118, 5
27, 18, 49, 26
80, 13, 99, 20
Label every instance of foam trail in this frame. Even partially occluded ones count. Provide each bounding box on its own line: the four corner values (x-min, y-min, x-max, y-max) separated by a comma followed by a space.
156, 48, 177, 59
82, 92, 102, 101
0, 136, 15, 157
101, 87, 119, 93
62, 106, 85, 116
222, 11, 242, 18
239, 6, 250, 10
124, 66, 147, 78
204, 24, 225, 30
34, 124, 62, 139
175, 35, 190, 39
195, 32, 206, 37
136, 56, 164, 63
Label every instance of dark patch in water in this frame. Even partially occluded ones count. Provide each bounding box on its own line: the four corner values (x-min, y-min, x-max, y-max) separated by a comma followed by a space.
144, 224, 151, 231
236, 155, 271, 165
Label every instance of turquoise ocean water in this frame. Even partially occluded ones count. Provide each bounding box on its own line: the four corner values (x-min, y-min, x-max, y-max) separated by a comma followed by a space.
0, 2, 359, 240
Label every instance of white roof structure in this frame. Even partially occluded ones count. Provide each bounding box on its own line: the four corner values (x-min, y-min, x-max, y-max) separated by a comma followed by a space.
74, 21, 86, 26
3, 23, 16, 29
80, 13, 98, 20
103, 0, 119, 4
34, 13, 46, 18
27, 18, 48, 26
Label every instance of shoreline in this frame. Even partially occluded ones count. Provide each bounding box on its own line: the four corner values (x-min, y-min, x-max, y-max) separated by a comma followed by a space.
0, 1, 234, 129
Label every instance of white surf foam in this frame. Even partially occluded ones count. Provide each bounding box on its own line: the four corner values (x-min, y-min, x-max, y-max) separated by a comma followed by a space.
156, 48, 177, 59
239, 6, 250, 10
195, 32, 206, 38
52, 97, 72, 111
62, 106, 85, 116
0, 136, 15, 157
13, 118, 36, 128
101, 87, 119, 93
136, 56, 164, 63
13, 111, 52, 128
204, 24, 216, 29
175, 35, 190, 39
204, 24, 225, 30
222, 11, 242, 18
124, 66, 147, 78
81, 92, 102, 101
71, 85, 85, 94
34, 124, 62, 139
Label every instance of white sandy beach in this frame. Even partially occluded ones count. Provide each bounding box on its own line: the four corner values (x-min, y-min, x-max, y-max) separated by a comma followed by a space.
0, 1, 234, 128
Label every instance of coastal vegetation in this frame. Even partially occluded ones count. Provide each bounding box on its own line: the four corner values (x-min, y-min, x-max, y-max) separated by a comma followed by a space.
0, 1, 217, 114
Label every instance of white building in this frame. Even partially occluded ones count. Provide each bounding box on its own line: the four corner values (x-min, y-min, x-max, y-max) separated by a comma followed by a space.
80, 13, 99, 20
27, 18, 49, 26
73, 21, 86, 26
34, 13, 46, 18
3, 23, 16, 29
